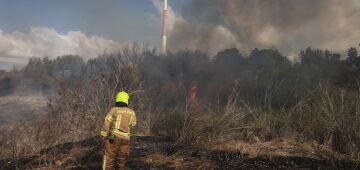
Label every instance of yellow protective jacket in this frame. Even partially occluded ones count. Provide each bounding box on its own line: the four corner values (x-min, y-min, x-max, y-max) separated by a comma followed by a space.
100, 107, 136, 140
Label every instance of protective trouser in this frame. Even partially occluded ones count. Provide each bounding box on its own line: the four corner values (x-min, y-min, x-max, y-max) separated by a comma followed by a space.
103, 137, 130, 170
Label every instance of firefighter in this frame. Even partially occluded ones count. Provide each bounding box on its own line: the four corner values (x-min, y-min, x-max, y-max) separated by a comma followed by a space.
100, 91, 137, 170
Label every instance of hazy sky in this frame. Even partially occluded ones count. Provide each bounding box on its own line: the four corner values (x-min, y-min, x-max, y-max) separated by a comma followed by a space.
0, 0, 185, 42
0, 0, 185, 70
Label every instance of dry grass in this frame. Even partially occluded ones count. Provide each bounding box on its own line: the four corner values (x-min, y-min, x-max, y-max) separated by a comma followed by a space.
290, 84, 360, 158
148, 84, 360, 160
205, 137, 350, 161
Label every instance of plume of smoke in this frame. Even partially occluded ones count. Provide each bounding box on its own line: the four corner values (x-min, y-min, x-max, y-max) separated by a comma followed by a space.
0, 27, 122, 70
169, 0, 360, 55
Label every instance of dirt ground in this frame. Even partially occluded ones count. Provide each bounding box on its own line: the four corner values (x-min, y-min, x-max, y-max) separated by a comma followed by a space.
1, 136, 359, 170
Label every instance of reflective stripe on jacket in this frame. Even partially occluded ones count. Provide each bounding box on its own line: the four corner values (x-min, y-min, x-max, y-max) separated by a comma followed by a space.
100, 107, 136, 140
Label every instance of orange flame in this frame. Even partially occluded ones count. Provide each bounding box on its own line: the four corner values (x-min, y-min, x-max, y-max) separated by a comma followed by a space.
189, 81, 198, 104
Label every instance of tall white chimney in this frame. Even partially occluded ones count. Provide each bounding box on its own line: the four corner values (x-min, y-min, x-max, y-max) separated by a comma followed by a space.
161, 0, 168, 54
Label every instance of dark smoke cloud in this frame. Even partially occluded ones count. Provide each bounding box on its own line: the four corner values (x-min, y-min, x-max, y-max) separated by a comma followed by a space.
169, 0, 360, 56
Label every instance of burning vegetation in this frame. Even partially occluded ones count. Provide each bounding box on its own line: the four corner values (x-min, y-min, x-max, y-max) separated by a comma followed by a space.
1, 45, 360, 169
188, 81, 198, 105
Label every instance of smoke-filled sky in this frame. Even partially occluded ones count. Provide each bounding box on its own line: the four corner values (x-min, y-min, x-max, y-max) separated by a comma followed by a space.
1, 0, 360, 70
170, 0, 360, 56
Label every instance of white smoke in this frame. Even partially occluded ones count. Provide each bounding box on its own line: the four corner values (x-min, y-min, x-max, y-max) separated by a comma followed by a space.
0, 27, 123, 70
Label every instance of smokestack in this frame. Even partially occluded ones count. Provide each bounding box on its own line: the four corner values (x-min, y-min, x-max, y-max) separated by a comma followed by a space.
161, 0, 168, 54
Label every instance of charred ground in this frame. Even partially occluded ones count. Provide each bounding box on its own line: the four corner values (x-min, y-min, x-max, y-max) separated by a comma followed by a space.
1, 136, 359, 169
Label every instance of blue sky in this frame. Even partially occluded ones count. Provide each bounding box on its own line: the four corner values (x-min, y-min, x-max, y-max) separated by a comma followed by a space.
0, 0, 184, 45
0, 0, 187, 70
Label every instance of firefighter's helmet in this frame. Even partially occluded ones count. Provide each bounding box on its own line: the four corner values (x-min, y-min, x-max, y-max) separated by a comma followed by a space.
116, 91, 129, 104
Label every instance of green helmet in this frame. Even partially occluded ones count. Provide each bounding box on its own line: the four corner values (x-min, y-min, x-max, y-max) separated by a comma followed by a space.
116, 91, 129, 105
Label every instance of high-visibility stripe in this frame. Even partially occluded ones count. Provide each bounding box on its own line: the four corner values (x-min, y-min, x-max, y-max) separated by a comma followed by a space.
102, 155, 106, 170
115, 115, 119, 129
129, 116, 133, 126
128, 116, 133, 130
100, 131, 107, 137
115, 111, 122, 130
112, 129, 130, 140
105, 115, 113, 122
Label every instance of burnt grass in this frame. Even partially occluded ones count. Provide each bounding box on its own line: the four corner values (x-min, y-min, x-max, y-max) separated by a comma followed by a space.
1, 136, 359, 170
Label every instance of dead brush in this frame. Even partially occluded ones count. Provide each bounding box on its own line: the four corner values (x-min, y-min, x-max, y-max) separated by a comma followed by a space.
173, 90, 262, 143
291, 83, 360, 159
